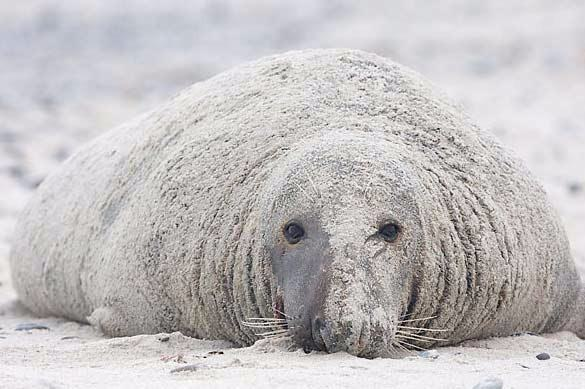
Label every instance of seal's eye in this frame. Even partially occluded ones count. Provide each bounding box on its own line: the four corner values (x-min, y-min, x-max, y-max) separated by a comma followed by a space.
378, 223, 400, 243
284, 222, 304, 244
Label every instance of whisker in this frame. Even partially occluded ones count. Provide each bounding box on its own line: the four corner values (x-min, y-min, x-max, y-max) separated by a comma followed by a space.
396, 325, 448, 333
244, 318, 288, 322
395, 331, 446, 342
262, 334, 291, 340
257, 329, 290, 337
395, 339, 428, 352
242, 323, 289, 329
392, 340, 411, 353
242, 321, 288, 326
304, 169, 321, 200
294, 182, 314, 203
395, 334, 435, 344
273, 307, 293, 319
262, 334, 288, 339
397, 315, 437, 323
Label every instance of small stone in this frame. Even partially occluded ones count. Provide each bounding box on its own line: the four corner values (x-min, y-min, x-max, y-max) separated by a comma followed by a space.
161, 354, 185, 363
567, 182, 583, 194
15, 323, 50, 331
170, 364, 202, 373
7, 165, 25, 179
473, 377, 503, 389
536, 352, 551, 360
158, 336, 170, 342
53, 147, 70, 162
418, 349, 439, 359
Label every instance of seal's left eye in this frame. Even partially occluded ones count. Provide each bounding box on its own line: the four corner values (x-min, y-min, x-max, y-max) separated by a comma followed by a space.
378, 223, 400, 243
284, 222, 304, 244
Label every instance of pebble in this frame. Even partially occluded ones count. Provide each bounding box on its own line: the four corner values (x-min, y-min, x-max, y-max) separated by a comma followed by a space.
536, 352, 551, 360
472, 377, 503, 389
7, 165, 25, 179
53, 147, 70, 162
15, 323, 50, 331
418, 349, 439, 359
567, 182, 583, 195
170, 364, 203, 373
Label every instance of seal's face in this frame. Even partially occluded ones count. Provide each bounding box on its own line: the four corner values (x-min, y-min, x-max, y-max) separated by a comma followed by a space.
262, 133, 424, 358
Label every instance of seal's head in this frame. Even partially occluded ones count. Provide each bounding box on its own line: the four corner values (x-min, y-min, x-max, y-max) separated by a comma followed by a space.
259, 131, 426, 357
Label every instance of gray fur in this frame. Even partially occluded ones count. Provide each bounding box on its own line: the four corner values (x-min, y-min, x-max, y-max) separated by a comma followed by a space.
9, 49, 584, 357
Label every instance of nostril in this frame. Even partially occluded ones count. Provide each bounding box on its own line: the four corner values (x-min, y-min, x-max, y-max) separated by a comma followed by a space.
313, 317, 325, 331
311, 317, 329, 351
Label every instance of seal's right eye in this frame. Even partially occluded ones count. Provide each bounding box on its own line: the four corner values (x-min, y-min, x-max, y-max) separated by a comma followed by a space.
378, 222, 401, 243
284, 222, 304, 244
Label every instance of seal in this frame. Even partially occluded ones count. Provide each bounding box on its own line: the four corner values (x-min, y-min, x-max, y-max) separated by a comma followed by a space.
9, 49, 585, 358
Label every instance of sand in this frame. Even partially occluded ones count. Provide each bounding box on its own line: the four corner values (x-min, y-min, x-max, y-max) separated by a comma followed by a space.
1, 1, 585, 388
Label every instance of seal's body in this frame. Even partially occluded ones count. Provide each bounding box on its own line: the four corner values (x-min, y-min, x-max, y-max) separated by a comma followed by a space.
10, 49, 584, 357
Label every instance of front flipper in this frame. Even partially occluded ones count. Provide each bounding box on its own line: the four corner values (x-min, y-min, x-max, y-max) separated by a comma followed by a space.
88, 306, 135, 337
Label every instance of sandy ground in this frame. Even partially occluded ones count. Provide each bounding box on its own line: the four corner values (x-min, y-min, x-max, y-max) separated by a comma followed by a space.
1, 0, 585, 388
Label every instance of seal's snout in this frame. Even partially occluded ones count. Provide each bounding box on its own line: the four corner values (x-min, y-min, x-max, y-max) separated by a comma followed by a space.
305, 315, 391, 357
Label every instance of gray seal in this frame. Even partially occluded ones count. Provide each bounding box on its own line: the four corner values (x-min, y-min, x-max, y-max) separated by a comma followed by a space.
9, 49, 584, 358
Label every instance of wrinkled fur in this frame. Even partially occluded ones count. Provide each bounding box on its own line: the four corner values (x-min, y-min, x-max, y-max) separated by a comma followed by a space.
9, 49, 584, 355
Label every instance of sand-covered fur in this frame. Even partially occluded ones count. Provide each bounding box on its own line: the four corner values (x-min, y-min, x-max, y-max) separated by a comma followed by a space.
9, 49, 584, 357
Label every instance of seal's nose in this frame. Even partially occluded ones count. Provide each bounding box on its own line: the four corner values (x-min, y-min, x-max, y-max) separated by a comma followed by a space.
310, 316, 386, 356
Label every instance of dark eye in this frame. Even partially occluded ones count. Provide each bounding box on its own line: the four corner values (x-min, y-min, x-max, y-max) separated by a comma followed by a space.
378, 223, 401, 243
284, 222, 304, 244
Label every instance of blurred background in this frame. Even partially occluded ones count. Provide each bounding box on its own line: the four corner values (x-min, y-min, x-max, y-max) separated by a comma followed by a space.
0, 0, 584, 286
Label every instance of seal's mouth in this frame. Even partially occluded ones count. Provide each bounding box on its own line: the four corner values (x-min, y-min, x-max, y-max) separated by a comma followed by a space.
287, 313, 363, 355
290, 316, 374, 357
290, 313, 449, 358
242, 305, 449, 358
